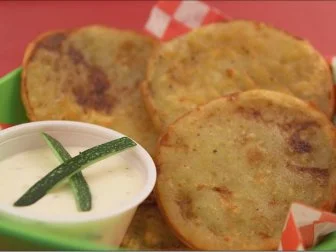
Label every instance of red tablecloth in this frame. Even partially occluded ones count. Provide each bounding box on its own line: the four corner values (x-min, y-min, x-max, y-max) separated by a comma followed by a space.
0, 0, 336, 77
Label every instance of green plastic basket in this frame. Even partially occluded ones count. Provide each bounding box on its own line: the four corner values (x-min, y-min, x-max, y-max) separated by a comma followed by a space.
0, 68, 336, 250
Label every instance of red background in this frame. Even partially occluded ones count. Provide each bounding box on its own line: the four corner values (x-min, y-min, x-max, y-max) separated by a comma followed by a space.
1, 0, 336, 77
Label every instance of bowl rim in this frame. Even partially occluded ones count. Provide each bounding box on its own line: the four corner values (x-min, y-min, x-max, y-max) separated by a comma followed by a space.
0, 120, 157, 223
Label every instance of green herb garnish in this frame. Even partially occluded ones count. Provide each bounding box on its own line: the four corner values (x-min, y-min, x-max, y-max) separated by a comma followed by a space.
14, 137, 136, 207
42, 133, 92, 211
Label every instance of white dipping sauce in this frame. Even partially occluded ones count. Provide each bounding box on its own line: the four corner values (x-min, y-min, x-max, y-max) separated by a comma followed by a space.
0, 146, 144, 218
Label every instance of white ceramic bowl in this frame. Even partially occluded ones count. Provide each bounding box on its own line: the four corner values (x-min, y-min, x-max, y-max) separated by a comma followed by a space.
0, 121, 156, 246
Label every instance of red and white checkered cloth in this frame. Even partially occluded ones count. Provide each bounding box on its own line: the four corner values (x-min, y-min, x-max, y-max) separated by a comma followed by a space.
1, 0, 336, 250
280, 203, 336, 250
144, 0, 230, 41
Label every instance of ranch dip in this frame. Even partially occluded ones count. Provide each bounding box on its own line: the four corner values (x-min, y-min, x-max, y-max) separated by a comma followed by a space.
0, 146, 144, 218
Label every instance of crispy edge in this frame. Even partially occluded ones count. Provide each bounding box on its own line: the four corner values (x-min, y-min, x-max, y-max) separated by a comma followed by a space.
217, 20, 335, 119
153, 95, 278, 250
140, 42, 166, 133
328, 63, 335, 118
121, 203, 188, 250
21, 29, 70, 122
243, 19, 334, 119
140, 80, 164, 132
261, 19, 335, 119
154, 90, 336, 250
141, 20, 335, 127
22, 25, 159, 123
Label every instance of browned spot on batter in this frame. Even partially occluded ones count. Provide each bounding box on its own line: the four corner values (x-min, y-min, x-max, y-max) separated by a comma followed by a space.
179, 97, 189, 102
206, 112, 215, 119
116, 41, 137, 66
197, 184, 206, 191
251, 109, 261, 118
207, 224, 223, 236
120, 86, 132, 94
89, 67, 110, 95
307, 101, 319, 110
289, 132, 312, 153
213, 186, 232, 194
211, 171, 217, 177
268, 199, 278, 206
228, 204, 239, 212
247, 147, 264, 165
281, 120, 318, 132
68, 46, 85, 65
321, 199, 334, 211
174, 137, 190, 152
28, 32, 67, 61
254, 173, 266, 184
64, 43, 115, 113
236, 106, 262, 120
212, 186, 233, 201
286, 163, 329, 186
237, 135, 248, 145
287, 121, 318, 153
226, 68, 234, 78
37, 33, 67, 51
241, 46, 250, 54
332, 185, 336, 197
266, 101, 273, 107
160, 133, 170, 146
300, 121, 319, 129
176, 193, 196, 220
224, 237, 231, 242
72, 67, 113, 113
120, 40, 135, 51
258, 232, 271, 239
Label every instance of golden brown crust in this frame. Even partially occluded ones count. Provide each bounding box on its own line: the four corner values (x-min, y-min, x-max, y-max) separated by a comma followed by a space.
143, 20, 334, 131
120, 204, 188, 250
140, 80, 164, 132
22, 25, 159, 155
155, 90, 336, 250
22, 29, 69, 121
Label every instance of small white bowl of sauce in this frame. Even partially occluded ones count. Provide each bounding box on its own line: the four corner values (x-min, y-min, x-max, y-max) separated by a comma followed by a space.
0, 121, 156, 247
